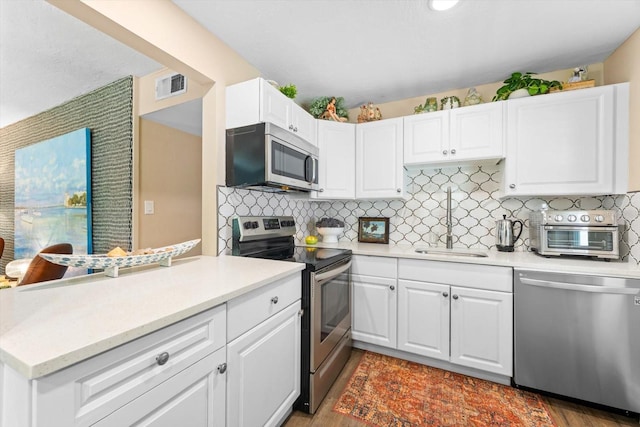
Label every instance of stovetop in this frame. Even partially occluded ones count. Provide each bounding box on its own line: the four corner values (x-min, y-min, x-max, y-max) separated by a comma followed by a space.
231, 215, 351, 271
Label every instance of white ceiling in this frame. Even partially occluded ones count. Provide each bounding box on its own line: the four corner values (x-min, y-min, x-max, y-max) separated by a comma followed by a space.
2, 0, 639, 130
174, 0, 640, 108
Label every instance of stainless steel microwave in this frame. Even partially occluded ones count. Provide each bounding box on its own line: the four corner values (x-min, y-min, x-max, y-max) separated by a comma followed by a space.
529, 209, 621, 260
226, 123, 319, 193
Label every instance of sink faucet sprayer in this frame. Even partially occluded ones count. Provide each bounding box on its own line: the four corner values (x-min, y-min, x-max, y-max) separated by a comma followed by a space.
446, 186, 453, 249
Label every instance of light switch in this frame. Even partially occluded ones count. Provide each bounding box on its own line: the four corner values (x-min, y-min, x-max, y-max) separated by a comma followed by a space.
144, 200, 154, 215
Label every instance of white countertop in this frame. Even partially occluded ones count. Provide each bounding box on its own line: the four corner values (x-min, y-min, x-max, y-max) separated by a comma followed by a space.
303, 241, 640, 279
0, 255, 304, 379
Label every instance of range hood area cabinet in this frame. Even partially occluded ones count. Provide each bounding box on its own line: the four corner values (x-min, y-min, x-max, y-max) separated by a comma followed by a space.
404, 102, 505, 168
314, 118, 406, 200
502, 83, 629, 197
226, 77, 317, 146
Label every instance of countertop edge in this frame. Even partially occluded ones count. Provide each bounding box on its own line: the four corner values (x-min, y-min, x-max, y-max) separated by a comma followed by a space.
0, 256, 305, 379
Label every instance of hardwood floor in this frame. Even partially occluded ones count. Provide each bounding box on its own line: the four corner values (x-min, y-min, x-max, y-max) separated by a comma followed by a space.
283, 349, 639, 427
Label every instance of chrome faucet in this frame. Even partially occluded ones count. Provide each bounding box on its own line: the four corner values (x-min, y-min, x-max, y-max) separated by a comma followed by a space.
446, 186, 453, 249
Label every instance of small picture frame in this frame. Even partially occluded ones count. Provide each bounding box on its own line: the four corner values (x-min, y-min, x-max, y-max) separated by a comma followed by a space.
358, 217, 389, 244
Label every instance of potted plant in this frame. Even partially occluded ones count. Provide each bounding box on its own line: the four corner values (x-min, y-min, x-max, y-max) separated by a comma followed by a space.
279, 83, 297, 99
492, 72, 562, 101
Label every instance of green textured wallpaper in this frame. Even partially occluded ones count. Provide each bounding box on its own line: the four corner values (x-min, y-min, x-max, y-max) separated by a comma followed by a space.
0, 77, 134, 273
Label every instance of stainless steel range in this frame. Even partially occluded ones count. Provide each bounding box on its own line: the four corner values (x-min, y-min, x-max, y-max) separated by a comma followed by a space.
231, 216, 352, 414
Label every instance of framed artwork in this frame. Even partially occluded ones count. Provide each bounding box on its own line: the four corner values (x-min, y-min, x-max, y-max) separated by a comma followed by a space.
358, 217, 389, 244
14, 128, 92, 264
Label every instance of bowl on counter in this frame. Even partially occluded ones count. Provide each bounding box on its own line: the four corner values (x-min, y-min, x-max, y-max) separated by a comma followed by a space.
316, 227, 344, 243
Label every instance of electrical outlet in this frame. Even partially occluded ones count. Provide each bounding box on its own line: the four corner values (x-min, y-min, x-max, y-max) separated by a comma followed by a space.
144, 200, 154, 215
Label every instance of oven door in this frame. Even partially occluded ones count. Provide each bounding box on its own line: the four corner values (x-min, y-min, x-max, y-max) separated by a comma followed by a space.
310, 258, 351, 371
541, 225, 620, 258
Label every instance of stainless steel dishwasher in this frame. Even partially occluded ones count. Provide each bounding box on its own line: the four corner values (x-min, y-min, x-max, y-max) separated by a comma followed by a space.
514, 269, 640, 414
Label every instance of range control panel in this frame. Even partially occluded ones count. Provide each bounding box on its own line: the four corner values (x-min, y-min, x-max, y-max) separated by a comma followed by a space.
233, 216, 297, 241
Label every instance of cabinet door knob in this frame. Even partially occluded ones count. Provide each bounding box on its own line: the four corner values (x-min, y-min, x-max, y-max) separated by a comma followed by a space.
442, 150, 448, 155
509, 184, 516, 189
450, 149, 456, 155
271, 296, 279, 304
156, 352, 170, 366
298, 309, 304, 317
289, 125, 294, 130
452, 294, 459, 300
442, 292, 449, 298
396, 188, 401, 193
294, 127, 298, 132
389, 285, 395, 291
319, 188, 325, 192
217, 363, 227, 374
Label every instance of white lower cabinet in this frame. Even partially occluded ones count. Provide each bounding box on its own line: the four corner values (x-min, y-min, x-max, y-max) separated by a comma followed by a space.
352, 255, 513, 378
351, 274, 397, 348
226, 301, 301, 427
92, 347, 226, 427
398, 259, 513, 376
449, 286, 512, 374
3, 305, 228, 427
397, 280, 449, 361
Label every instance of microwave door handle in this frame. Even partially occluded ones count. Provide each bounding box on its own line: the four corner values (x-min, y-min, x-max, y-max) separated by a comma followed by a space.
312, 158, 317, 183
520, 277, 640, 295
304, 155, 316, 184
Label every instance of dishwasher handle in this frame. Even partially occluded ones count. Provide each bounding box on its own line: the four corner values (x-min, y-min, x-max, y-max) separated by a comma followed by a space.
520, 277, 640, 295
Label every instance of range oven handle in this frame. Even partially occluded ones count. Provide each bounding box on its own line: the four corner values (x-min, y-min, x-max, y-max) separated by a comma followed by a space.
520, 277, 639, 295
315, 260, 352, 283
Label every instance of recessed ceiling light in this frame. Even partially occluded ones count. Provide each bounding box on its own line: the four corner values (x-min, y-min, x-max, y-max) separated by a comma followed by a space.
429, 0, 460, 11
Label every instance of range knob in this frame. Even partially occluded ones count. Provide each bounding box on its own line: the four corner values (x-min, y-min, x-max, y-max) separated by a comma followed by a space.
567, 215, 577, 222
243, 221, 253, 229
595, 215, 605, 222
252, 221, 259, 229
581, 215, 590, 222
554, 215, 563, 222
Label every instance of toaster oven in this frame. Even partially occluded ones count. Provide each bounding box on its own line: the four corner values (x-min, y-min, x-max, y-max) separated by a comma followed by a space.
529, 210, 621, 260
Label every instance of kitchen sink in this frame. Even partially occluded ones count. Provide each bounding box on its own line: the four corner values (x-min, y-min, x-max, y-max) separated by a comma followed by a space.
414, 248, 489, 258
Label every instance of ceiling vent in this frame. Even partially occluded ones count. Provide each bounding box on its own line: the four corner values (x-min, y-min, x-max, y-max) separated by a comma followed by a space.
155, 73, 187, 100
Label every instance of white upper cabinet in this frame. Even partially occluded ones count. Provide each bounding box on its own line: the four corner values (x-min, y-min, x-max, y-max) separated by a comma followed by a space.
404, 110, 449, 164
404, 102, 504, 167
226, 77, 317, 146
313, 121, 356, 199
502, 83, 629, 196
356, 118, 405, 199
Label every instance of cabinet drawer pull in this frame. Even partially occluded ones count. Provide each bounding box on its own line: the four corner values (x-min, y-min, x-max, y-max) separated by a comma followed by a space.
509, 184, 516, 189
452, 294, 459, 300
396, 188, 401, 193
442, 150, 448, 155
217, 363, 227, 374
389, 285, 395, 291
155, 352, 170, 366
271, 296, 279, 304
450, 148, 456, 155
442, 292, 449, 298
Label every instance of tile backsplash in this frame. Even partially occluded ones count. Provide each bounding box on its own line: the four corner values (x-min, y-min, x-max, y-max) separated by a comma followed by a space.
218, 164, 640, 265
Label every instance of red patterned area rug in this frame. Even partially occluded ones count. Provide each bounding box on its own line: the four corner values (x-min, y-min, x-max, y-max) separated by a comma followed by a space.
333, 351, 556, 427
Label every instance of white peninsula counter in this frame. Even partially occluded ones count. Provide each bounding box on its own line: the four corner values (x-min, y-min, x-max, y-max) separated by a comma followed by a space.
0, 255, 304, 427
